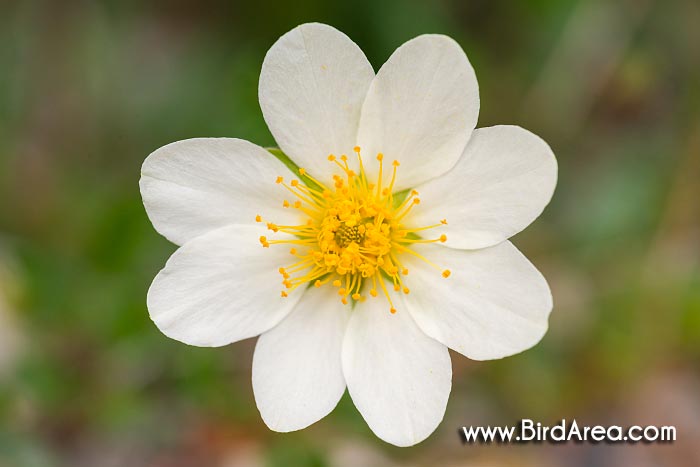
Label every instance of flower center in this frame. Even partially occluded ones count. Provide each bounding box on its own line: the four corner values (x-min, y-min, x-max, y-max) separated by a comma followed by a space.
258, 147, 450, 314
334, 222, 364, 248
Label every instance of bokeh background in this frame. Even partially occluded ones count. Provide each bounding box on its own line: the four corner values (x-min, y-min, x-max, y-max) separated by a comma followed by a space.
1, 0, 699, 465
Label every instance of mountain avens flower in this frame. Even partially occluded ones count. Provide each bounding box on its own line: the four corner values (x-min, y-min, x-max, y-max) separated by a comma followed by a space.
140, 23, 557, 447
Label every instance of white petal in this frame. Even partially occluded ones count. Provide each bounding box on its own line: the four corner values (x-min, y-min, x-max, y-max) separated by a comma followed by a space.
259, 23, 374, 182
147, 224, 303, 347
342, 297, 451, 447
410, 126, 558, 250
400, 242, 552, 361
357, 34, 479, 191
140, 138, 298, 246
252, 287, 350, 432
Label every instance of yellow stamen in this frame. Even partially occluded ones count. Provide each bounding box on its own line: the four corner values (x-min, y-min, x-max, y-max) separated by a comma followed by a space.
259, 146, 449, 312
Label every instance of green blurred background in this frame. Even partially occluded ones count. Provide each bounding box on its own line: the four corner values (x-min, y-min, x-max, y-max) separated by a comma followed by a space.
1, 0, 699, 465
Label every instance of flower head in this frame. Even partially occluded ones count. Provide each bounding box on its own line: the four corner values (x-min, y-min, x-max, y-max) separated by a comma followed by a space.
140, 23, 557, 447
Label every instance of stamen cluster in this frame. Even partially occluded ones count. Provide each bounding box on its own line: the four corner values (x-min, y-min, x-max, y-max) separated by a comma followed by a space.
259, 147, 449, 313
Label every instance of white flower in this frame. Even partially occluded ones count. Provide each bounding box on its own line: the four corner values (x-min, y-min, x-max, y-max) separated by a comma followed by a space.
140, 23, 557, 447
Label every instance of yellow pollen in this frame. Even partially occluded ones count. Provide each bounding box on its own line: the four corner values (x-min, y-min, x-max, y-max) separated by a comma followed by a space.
260, 147, 450, 313
442, 269, 451, 278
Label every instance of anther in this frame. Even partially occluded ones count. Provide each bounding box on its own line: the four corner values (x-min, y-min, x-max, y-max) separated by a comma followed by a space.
439, 234, 447, 242
442, 269, 451, 278
377, 153, 384, 161
276, 176, 283, 184
255, 215, 262, 222
299, 168, 306, 176
390, 307, 397, 314
291, 179, 299, 187
281, 291, 288, 298
353, 146, 361, 153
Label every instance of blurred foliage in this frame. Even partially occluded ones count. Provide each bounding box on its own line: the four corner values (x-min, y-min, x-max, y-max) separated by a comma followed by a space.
0, 0, 699, 466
